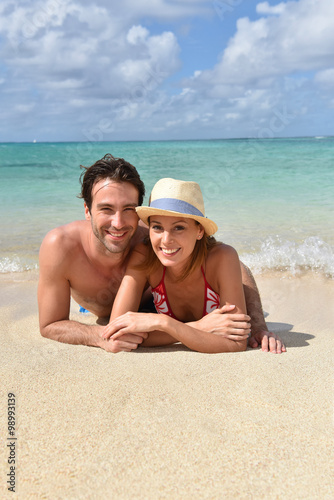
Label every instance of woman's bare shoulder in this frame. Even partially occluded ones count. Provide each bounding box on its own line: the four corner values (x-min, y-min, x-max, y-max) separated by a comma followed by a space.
128, 241, 150, 265
205, 242, 242, 292
207, 242, 239, 261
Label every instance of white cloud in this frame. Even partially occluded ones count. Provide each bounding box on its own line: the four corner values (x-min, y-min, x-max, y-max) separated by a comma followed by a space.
118, 28, 180, 88
256, 2, 287, 15
0, 2, 182, 119
211, 0, 334, 86
0, 0, 333, 141
127, 25, 149, 45
173, 0, 334, 138
225, 113, 239, 120
69, 98, 87, 107
15, 103, 36, 113
42, 78, 85, 90
98, 0, 210, 21
315, 68, 334, 87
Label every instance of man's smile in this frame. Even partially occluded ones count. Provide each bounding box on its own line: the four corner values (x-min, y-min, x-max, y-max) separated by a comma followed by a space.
106, 230, 127, 239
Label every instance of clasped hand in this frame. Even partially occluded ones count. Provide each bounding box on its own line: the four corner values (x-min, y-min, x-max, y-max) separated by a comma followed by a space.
194, 304, 251, 340
101, 305, 252, 351
99, 312, 150, 353
199, 305, 285, 353
99, 311, 154, 353
99, 305, 285, 353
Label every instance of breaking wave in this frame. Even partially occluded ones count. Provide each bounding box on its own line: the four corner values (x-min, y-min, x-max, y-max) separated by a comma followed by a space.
240, 236, 334, 278
0, 256, 38, 273
1, 237, 333, 279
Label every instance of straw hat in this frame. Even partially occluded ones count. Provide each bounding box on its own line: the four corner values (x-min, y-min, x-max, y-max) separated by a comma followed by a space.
136, 178, 218, 236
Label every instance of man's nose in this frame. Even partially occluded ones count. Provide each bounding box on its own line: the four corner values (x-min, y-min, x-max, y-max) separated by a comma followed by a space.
112, 211, 125, 229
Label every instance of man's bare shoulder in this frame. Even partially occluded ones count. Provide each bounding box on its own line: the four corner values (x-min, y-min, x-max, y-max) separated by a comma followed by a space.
40, 221, 88, 259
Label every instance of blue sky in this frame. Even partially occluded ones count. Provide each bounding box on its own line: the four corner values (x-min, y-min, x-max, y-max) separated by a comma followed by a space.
0, 0, 333, 142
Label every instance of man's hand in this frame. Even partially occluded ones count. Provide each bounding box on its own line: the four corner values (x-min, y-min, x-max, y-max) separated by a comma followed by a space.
192, 304, 251, 341
99, 331, 148, 353
248, 329, 286, 353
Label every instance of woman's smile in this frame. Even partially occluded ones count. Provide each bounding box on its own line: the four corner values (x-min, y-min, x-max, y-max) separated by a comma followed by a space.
159, 247, 180, 256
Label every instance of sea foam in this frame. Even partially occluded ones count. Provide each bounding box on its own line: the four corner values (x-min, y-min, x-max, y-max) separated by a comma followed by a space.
241, 236, 334, 278
0, 256, 38, 273
1, 236, 333, 279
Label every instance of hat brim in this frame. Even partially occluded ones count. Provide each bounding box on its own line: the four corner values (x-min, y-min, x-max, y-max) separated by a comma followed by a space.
136, 206, 218, 236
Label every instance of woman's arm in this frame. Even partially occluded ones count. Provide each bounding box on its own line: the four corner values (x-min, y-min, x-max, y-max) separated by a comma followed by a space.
109, 248, 149, 320
102, 245, 178, 347
214, 244, 247, 316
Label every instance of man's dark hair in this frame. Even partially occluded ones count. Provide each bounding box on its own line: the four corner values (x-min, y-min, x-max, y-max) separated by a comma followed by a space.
79, 154, 145, 211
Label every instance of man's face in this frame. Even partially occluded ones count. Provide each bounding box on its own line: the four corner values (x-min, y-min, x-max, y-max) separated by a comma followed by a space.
85, 179, 140, 255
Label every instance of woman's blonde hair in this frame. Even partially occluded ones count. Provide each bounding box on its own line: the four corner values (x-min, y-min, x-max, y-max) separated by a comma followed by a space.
137, 221, 219, 282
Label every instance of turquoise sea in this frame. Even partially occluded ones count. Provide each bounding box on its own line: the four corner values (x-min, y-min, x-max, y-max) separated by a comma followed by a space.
1, 138, 334, 278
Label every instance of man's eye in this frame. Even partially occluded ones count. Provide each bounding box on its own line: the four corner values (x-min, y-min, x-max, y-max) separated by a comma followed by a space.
124, 207, 136, 212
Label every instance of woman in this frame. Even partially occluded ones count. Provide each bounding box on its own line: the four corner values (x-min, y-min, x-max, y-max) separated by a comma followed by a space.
102, 178, 250, 353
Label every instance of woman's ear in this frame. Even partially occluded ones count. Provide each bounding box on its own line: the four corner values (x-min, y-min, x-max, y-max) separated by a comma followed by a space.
197, 224, 205, 240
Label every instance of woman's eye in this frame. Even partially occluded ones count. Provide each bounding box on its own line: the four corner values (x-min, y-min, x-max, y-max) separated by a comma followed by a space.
174, 226, 186, 231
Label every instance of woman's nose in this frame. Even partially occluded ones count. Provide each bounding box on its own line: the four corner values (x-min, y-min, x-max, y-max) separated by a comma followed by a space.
162, 230, 172, 245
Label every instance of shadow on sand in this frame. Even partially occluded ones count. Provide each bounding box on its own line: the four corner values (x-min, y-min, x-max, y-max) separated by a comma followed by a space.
266, 322, 314, 348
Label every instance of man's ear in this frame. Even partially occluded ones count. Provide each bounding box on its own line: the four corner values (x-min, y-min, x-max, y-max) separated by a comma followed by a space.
84, 203, 91, 221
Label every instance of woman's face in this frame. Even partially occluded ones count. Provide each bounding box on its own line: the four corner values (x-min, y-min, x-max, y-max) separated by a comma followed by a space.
149, 215, 204, 270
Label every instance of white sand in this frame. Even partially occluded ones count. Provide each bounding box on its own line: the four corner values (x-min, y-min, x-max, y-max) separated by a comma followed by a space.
1, 271, 333, 499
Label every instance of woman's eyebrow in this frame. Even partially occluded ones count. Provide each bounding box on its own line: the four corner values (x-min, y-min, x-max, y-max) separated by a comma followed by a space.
150, 219, 189, 225
171, 219, 189, 225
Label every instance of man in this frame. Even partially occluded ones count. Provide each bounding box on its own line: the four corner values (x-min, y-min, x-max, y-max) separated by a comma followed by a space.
38, 154, 285, 353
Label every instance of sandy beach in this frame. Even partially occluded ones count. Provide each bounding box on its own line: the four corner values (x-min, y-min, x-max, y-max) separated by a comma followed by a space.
1, 271, 333, 499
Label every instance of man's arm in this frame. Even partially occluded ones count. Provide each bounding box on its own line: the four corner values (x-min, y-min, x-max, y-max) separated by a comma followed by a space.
240, 262, 286, 353
38, 229, 146, 353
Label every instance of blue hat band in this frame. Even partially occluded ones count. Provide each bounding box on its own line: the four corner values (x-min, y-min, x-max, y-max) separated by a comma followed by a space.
150, 198, 204, 217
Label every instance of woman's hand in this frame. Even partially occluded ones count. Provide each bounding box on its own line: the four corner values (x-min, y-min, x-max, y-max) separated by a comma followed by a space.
191, 304, 251, 341
102, 312, 157, 341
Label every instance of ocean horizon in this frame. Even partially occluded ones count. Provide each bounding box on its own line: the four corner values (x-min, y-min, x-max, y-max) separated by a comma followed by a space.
1, 137, 333, 278
2, 134, 332, 144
